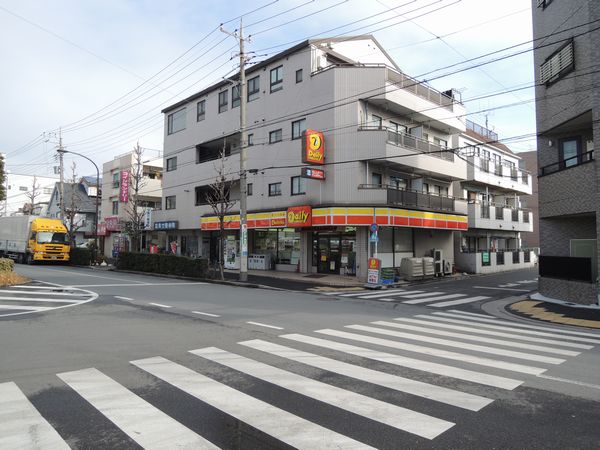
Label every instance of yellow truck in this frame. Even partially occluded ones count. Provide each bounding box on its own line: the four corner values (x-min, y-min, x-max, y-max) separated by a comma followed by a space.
0, 216, 70, 264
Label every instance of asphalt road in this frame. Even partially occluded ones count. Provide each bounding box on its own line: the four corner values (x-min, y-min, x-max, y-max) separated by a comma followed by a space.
1, 265, 600, 449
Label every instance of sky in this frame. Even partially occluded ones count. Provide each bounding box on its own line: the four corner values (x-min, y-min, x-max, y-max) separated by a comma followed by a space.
0, 0, 536, 179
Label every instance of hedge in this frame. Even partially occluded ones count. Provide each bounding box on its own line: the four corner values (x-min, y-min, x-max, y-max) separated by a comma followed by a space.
70, 248, 92, 266
116, 252, 209, 278
0, 258, 14, 272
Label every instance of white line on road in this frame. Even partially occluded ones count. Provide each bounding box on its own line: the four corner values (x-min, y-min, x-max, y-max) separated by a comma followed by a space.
131, 356, 372, 449
403, 294, 465, 305
473, 286, 532, 292
68, 282, 209, 287
0, 304, 53, 311
0, 382, 69, 449
0, 297, 80, 304
536, 374, 600, 390
41, 268, 148, 283
191, 347, 454, 439
0, 290, 89, 297
7, 285, 72, 290
448, 310, 497, 319
400, 291, 445, 299
431, 296, 490, 308
149, 303, 172, 308
57, 368, 216, 449
114, 296, 133, 301
193, 311, 221, 317
359, 290, 423, 299
246, 321, 283, 330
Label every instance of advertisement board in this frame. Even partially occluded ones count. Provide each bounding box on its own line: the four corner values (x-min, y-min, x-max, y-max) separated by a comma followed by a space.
119, 171, 129, 203
367, 257, 381, 285
301, 129, 325, 165
301, 167, 325, 180
287, 206, 312, 227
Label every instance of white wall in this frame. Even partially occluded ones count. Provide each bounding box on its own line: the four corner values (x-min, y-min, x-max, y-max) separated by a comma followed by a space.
2, 173, 58, 216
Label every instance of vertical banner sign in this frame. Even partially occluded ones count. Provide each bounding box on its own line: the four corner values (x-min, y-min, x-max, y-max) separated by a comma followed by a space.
367, 257, 381, 285
241, 223, 248, 257
302, 130, 325, 165
119, 171, 129, 203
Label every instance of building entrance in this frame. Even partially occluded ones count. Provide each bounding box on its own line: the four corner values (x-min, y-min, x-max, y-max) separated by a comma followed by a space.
313, 231, 356, 275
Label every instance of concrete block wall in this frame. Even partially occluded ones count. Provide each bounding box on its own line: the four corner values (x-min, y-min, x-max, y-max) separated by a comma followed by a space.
539, 215, 596, 257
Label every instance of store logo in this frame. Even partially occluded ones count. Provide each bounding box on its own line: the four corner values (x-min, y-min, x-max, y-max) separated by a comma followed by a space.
301, 167, 325, 180
287, 206, 312, 227
302, 129, 325, 165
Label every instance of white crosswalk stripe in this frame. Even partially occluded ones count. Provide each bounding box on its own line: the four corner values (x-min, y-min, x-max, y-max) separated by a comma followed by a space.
191, 347, 455, 439
431, 296, 491, 307
238, 339, 493, 411
359, 290, 424, 299
399, 291, 445, 299
132, 356, 373, 448
403, 294, 466, 304
0, 382, 70, 449
58, 368, 216, 449
448, 310, 497, 318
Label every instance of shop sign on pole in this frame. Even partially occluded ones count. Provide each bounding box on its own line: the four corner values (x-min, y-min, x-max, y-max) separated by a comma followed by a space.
366, 257, 381, 286
241, 223, 248, 257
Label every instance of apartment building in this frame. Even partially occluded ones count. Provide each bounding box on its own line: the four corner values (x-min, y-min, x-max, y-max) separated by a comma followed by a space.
532, 0, 599, 304
453, 120, 534, 274
156, 36, 473, 280
1, 173, 58, 217
99, 151, 162, 257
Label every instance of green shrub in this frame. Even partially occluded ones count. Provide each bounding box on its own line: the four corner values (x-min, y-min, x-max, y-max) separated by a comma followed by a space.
116, 252, 208, 278
70, 247, 92, 266
0, 258, 14, 272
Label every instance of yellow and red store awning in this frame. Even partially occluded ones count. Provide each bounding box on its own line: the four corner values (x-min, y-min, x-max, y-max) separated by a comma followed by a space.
200, 206, 467, 231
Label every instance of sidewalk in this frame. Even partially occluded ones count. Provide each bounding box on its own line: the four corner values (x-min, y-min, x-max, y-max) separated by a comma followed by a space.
223, 269, 367, 290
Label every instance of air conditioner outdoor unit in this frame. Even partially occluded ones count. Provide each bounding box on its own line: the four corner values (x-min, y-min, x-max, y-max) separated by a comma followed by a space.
433, 249, 443, 276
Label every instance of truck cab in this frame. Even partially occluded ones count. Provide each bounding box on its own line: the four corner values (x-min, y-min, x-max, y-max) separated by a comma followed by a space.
28, 218, 70, 263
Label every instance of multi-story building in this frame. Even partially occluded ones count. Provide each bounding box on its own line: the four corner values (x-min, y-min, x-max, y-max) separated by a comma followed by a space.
99, 151, 162, 257
157, 36, 472, 280
453, 120, 534, 274
1, 172, 58, 217
518, 150, 540, 250
532, 0, 599, 304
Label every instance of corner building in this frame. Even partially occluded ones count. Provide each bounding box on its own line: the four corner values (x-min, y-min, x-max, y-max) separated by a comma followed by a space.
157, 36, 470, 280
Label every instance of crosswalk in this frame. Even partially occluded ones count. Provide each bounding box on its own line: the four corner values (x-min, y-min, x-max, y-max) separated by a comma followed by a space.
2, 309, 598, 448
0, 282, 97, 318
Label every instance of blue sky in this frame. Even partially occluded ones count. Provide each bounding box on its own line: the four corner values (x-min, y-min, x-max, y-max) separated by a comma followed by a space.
0, 0, 535, 178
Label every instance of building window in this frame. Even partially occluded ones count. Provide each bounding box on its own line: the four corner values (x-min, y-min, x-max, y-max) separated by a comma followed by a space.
372, 172, 383, 187
540, 41, 574, 85
112, 201, 118, 215
390, 121, 406, 134
248, 134, 254, 146
269, 182, 282, 196
433, 137, 447, 148
218, 91, 228, 113
167, 108, 186, 134
291, 118, 306, 140
248, 75, 260, 101
372, 114, 382, 129
291, 176, 306, 195
559, 137, 581, 168
165, 195, 176, 210
296, 69, 303, 83
422, 182, 429, 194
247, 183, 253, 196
112, 172, 120, 188
166, 157, 177, 172
270, 65, 283, 92
194, 185, 215, 206
232, 85, 241, 108
19, 186, 27, 191
269, 129, 282, 144
196, 100, 205, 121
390, 176, 407, 190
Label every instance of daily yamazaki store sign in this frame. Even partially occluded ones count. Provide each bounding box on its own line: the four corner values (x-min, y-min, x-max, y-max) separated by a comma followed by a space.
287, 206, 312, 227
200, 207, 312, 230
302, 129, 325, 165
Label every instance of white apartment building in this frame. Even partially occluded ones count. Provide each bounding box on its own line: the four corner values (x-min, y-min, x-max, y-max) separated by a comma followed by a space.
453, 120, 535, 274
99, 151, 162, 256
1, 172, 58, 217
156, 36, 476, 280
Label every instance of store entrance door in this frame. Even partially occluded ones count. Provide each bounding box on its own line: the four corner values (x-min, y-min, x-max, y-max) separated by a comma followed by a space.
317, 235, 340, 274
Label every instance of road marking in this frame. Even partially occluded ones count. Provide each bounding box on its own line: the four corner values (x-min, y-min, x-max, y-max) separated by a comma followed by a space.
499, 283, 520, 287
0, 382, 69, 449
131, 356, 372, 449
448, 310, 496, 319
0, 304, 53, 311
347, 324, 566, 364
246, 321, 283, 330
239, 339, 492, 411
359, 290, 423, 299
431, 312, 600, 340
536, 374, 600, 390
193, 311, 221, 317
373, 321, 580, 356
0, 290, 89, 297
338, 290, 381, 297
316, 329, 547, 375
114, 296, 133, 301
57, 368, 216, 449
0, 297, 80, 303
7, 285, 73, 290
42, 268, 148, 283
68, 282, 209, 287
431, 296, 490, 308
397, 317, 593, 349
149, 303, 172, 308
403, 294, 465, 305
281, 333, 522, 390
473, 286, 531, 292
192, 347, 454, 439
422, 314, 600, 345
400, 291, 445, 299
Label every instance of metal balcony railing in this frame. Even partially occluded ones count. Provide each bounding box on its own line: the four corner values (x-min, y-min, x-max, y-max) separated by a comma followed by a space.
359, 184, 456, 212
497, 252, 505, 265
539, 150, 594, 176
512, 251, 520, 264
512, 209, 519, 222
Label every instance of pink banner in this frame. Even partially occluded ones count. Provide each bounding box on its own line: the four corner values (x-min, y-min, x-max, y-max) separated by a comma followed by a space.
119, 170, 129, 203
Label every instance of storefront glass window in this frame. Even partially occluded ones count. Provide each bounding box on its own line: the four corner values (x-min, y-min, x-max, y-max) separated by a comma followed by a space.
278, 228, 301, 264
394, 228, 413, 252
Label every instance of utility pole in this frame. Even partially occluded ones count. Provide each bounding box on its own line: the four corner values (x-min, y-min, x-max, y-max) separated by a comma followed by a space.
222, 19, 249, 281
58, 129, 65, 223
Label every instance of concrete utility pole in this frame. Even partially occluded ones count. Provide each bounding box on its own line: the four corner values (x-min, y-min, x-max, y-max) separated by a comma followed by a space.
58, 129, 65, 223
221, 19, 249, 281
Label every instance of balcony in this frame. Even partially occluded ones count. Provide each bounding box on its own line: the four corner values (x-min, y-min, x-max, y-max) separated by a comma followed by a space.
358, 184, 466, 214
466, 156, 532, 195
467, 202, 533, 232
455, 249, 536, 274
539, 150, 594, 176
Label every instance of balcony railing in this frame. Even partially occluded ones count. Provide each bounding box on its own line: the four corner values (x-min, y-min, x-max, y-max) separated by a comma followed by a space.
539, 150, 594, 176
359, 185, 456, 212
512, 251, 520, 264
497, 252, 505, 265
466, 119, 498, 142
511, 209, 519, 222
495, 206, 504, 220
539, 255, 593, 282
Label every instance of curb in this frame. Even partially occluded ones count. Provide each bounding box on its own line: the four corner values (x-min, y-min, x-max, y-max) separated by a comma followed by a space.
504, 298, 600, 330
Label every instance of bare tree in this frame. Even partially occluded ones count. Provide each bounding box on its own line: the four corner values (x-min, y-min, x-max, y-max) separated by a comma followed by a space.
123, 143, 147, 252
206, 144, 235, 280
23, 176, 40, 215
64, 162, 85, 247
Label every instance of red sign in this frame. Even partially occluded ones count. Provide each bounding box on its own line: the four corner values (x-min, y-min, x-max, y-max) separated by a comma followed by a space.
105, 216, 121, 232
287, 206, 312, 227
97, 223, 107, 236
368, 258, 381, 270
301, 167, 325, 180
119, 170, 129, 203
271, 217, 287, 227
302, 129, 325, 165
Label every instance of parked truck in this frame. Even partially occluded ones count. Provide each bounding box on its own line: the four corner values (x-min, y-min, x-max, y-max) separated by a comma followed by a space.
0, 216, 70, 264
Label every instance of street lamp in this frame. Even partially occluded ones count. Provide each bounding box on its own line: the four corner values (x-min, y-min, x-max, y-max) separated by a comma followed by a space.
56, 149, 100, 255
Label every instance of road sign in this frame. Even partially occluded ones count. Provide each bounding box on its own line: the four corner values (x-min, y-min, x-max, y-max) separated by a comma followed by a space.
370, 223, 379, 233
